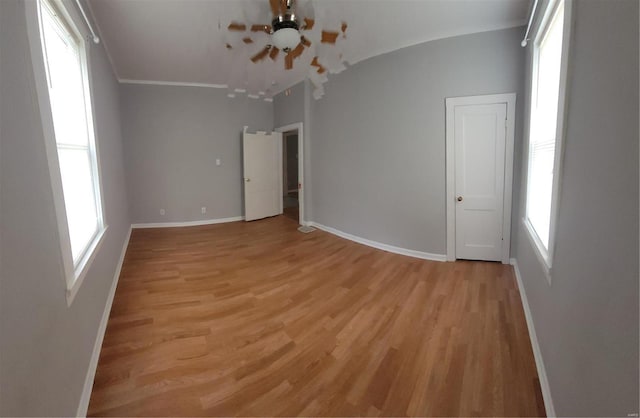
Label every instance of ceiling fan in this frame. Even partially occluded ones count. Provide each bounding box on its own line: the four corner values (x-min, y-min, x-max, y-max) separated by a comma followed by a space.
226, 0, 347, 73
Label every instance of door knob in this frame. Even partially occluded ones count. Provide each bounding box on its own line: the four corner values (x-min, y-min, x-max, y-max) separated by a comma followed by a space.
457, 196, 463, 202
244, 178, 251, 182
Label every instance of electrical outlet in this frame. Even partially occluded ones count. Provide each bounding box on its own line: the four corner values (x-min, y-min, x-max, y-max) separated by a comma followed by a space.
160, 209, 165, 216
201, 207, 206, 214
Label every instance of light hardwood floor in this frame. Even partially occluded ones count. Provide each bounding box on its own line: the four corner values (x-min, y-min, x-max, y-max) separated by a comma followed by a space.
88, 216, 545, 417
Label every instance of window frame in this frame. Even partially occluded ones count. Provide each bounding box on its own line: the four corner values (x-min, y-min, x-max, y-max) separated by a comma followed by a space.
27, 0, 108, 305
523, 0, 573, 283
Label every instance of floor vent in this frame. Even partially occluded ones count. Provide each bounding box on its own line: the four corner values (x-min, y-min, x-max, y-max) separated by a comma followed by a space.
297, 225, 316, 234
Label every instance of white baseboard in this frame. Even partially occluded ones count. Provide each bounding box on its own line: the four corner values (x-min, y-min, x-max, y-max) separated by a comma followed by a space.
510, 258, 556, 417
131, 216, 244, 229
307, 222, 447, 262
76, 226, 132, 417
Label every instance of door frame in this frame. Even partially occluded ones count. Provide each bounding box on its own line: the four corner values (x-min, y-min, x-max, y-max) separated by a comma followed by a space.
282, 132, 289, 196
445, 93, 516, 264
275, 122, 304, 224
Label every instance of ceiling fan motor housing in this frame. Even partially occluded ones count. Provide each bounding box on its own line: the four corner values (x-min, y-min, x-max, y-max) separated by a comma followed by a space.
271, 15, 300, 52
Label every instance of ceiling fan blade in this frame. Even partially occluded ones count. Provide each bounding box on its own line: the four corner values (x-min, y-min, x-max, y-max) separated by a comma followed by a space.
251, 24, 271, 33
269, 46, 280, 60
269, 0, 280, 16
285, 52, 293, 70
228, 22, 246, 31
280, 0, 288, 16
310, 56, 326, 74
251, 46, 271, 63
303, 17, 315, 30
321, 30, 339, 44
301, 36, 311, 48
290, 43, 304, 59
242, 37, 254, 44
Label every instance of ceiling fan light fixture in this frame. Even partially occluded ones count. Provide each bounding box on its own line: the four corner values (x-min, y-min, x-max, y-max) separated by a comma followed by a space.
272, 27, 300, 52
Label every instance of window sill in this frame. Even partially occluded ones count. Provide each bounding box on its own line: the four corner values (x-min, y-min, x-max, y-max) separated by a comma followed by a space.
66, 225, 108, 306
522, 218, 552, 285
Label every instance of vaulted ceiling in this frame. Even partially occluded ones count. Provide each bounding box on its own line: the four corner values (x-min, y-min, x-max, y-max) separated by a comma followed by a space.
87, 0, 530, 99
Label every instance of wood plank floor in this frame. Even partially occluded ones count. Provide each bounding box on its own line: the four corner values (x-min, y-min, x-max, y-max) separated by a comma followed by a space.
88, 216, 545, 417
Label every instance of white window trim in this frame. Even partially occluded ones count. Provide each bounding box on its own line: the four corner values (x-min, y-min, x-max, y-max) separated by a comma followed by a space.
25, 0, 108, 306
523, 0, 574, 284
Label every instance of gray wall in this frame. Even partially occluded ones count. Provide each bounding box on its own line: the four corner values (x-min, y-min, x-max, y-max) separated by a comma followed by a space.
0, 0, 131, 415
274, 81, 305, 128
513, 0, 639, 416
309, 27, 525, 255
120, 85, 273, 224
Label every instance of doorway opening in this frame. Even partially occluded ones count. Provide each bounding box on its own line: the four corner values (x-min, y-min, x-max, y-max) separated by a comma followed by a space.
276, 122, 304, 225
282, 130, 299, 222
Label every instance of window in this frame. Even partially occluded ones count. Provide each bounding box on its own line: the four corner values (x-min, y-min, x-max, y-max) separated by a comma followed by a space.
38, 0, 105, 296
525, 0, 570, 275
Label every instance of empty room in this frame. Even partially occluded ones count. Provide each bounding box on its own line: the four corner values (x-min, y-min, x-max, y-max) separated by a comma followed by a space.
1, 0, 638, 416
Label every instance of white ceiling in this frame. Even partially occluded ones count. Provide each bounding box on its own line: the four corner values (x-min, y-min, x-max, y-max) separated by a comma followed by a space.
87, 0, 530, 99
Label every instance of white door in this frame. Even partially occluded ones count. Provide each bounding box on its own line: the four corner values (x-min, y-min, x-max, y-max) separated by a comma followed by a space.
454, 103, 507, 261
243, 130, 281, 221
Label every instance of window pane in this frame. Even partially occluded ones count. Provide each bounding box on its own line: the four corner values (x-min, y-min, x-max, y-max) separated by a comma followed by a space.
527, 2, 564, 251
40, 0, 103, 269
535, 5, 564, 145
57, 147, 99, 261
527, 142, 554, 245
42, 6, 90, 147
